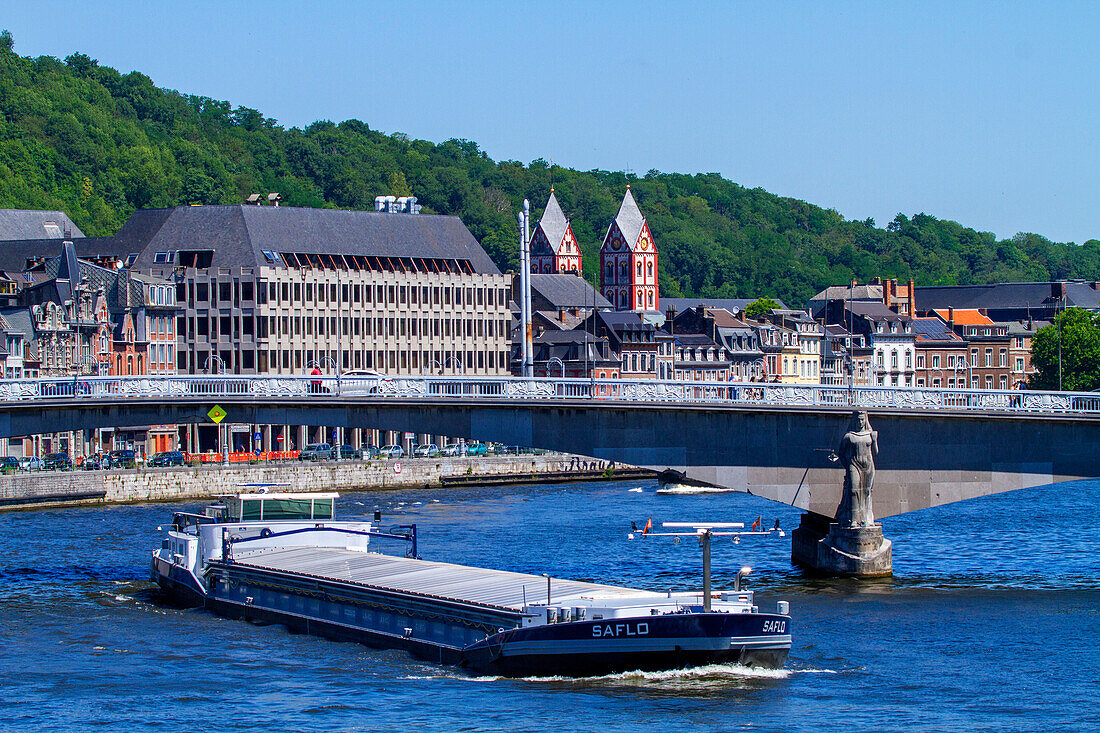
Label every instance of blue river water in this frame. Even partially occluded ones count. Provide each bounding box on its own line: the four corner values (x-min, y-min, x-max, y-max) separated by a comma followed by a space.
1, 477, 1098, 732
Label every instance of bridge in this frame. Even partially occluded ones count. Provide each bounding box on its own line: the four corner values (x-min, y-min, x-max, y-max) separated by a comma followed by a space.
3, 374, 1098, 574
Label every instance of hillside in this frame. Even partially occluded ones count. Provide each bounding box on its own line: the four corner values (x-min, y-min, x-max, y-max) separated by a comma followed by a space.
2, 31, 1099, 306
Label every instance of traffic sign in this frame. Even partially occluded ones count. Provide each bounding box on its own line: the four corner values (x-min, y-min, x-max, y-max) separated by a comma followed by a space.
394, 462, 402, 474
207, 405, 227, 424
253, 431, 262, 442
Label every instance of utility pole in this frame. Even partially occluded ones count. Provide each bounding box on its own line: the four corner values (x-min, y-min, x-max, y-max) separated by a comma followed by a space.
516, 200, 534, 377
1058, 292, 1064, 391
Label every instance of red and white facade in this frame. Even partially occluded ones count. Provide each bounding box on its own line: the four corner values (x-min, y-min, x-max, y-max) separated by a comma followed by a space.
599, 187, 659, 312
530, 190, 582, 274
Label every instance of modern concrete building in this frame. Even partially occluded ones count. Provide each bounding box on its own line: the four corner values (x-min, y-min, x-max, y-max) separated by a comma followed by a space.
122, 204, 511, 379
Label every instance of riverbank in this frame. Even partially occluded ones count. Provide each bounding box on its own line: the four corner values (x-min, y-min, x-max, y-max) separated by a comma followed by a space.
0, 455, 654, 510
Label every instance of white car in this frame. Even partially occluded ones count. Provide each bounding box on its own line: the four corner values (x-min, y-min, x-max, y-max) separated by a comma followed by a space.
379, 444, 404, 458
440, 444, 461, 457
19, 455, 44, 471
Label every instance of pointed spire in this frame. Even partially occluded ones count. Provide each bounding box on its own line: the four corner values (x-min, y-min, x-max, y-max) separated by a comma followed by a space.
613, 188, 645, 247
537, 190, 569, 251
57, 240, 80, 282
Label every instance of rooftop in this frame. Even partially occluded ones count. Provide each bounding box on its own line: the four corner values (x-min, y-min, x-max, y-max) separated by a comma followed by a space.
932, 308, 994, 326
0, 210, 84, 241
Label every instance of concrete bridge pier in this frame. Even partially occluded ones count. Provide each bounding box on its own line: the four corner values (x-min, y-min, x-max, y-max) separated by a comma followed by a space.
790, 512, 893, 577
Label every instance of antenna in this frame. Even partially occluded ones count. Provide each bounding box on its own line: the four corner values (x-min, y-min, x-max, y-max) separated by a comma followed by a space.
628, 520, 784, 612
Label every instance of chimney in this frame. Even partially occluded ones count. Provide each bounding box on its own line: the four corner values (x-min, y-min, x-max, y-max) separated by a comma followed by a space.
908, 279, 916, 316
947, 307, 955, 329
883, 280, 892, 309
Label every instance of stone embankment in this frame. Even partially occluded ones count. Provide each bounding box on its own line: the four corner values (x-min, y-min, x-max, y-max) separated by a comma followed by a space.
0, 455, 653, 510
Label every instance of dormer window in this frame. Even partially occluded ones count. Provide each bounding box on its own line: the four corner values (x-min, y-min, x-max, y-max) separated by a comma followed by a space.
261, 250, 280, 264
153, 251, 174, 264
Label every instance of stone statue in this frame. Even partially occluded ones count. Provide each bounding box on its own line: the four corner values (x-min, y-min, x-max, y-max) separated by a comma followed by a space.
835, 410, 878, 528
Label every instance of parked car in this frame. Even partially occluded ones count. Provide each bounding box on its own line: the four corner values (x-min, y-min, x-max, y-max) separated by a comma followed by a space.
361, 445, 381, 459
440, 443, 461, 457
0, 456, 19, 472
412, 443, 439, 458
149, 450, 185, 467
465, 442, 488, 456
336, 444, 360, 459
378, 444, 405, 459
19, 455, 44, 471
298, 443, 334, 461
107, 449, 136, 469
43, 452, 73, 471
81, 454, 105, 470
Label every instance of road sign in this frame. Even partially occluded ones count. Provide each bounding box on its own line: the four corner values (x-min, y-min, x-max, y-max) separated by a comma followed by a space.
276, 435, 284, 442
253, 432, 262, 442
207, 405, 227, 424
394, 462, 402, 474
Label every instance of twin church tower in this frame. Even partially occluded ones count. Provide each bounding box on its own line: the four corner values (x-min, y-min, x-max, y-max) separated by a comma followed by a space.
530, 187, 659, 313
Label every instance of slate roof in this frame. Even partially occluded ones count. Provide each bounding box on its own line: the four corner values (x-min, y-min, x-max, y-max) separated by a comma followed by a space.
809, 284, 884, 302
915, 282, 1100, 312
124, 205, 500, 274
530, 273, 612, 310
661, 297, 789, 315
0, 236, 126, 273
849, 301, 911, 322
0, 210, 84, 241
536, 191, 569, 249
911, 317, 962, 342
612, 188, 645, 246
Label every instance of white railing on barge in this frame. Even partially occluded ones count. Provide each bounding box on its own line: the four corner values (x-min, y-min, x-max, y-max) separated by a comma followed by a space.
0, 374, 1095, 416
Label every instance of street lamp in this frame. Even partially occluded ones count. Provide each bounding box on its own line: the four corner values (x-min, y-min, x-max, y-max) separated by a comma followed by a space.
203, 354, 225, 374
444, 355, 465, 375
547, 356, 565, 378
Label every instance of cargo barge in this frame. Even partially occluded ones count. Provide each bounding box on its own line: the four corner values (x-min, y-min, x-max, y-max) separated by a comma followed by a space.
151, 491, 792, 676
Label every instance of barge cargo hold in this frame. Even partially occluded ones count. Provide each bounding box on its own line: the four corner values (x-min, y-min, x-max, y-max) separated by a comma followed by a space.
152, 491, 792, 677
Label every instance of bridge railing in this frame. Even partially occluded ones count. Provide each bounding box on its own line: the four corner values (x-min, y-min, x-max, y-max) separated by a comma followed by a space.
2, 374, 1099, 416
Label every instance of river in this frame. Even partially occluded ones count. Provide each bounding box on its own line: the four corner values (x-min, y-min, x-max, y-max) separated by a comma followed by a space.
1, 478, 1097, 732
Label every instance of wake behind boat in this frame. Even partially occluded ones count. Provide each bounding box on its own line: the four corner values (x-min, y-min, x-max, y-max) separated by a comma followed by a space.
151, 489, 792, 677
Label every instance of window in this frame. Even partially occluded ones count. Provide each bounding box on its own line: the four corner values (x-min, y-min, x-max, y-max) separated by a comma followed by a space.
1000, 375, 1008, 389
153, 251, 173, 264
1015, 357, 1024, 372
985, 375, 994, 389
985, 348, 993, 367
261, 250, 279, 264
999, 349, 1007, 367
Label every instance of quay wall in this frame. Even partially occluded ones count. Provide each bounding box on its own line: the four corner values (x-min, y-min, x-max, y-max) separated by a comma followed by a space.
0, 455, 652, 510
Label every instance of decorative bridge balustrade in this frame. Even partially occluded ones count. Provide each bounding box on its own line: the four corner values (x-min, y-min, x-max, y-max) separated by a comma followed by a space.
0, 375, 1096, 416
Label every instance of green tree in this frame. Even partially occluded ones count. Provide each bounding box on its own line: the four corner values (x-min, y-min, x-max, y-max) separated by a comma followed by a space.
744, 297, 780, 318
1028, 308, 1100, 391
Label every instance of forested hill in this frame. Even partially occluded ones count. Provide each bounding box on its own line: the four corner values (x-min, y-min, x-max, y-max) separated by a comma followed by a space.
2, 33, 1099, 306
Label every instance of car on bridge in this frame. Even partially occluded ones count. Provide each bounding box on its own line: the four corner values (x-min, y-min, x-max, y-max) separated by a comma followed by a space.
19, 455, 44, 471
378, 444, 404, 459
412, 444, 439, 458
465, 442, 488, 457
149, 451, 186, 467
440, 443, 461, 457
1, 456, 19, 473
336, 445, 360, 459
298, 443, 335, 461
43, 452, 72, 471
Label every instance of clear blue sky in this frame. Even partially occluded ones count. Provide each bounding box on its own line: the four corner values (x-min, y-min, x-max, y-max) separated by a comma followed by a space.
3, 1, 1098, 243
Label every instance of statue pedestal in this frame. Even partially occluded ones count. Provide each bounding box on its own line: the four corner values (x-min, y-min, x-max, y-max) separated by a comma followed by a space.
791, 513, 893, 577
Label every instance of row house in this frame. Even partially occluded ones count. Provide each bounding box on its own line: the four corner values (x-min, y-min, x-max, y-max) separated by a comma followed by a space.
823, 300, 916, 386
821, 325, 874, 386
933, 308, 1015, 390
581, 310, 668, 379
758, 309, 824, 384
666, 305, 766, 381
670, 333, 733, 381
531, 330, 620, 379
912, 317, 969, 387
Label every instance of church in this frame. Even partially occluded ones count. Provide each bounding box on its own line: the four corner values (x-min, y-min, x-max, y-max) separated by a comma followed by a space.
598, 187, 659, 313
